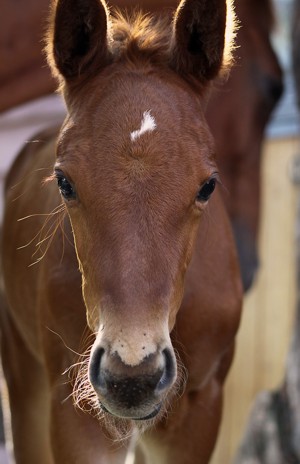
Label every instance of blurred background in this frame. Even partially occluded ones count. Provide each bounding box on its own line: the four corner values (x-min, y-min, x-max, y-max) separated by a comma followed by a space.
1, 0, 300, 462
213, 0, 300, 461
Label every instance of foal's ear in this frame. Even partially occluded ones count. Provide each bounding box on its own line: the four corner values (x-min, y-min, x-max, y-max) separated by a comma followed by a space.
48, 0, 111, 81
171, 0, 229, 83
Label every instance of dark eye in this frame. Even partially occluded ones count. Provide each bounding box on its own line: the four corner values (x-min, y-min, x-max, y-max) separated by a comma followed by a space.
196, 178, 216, 203
55, 171, 76, 201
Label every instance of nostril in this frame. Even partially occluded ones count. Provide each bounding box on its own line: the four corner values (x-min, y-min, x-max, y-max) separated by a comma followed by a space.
156, 348, 176, 392
89, 347, 105, 391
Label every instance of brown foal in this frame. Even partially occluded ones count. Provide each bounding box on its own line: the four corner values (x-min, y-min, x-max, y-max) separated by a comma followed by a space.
0, 0, 242, 462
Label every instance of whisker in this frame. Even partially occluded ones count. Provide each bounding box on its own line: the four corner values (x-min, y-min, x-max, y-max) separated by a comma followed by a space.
59, 214, 66, 264
17, 204, 65, 251
17, 203, 67, 266
79, 327, 96, 351
62, 361, 87, 377
45, 326, 88, 357
10, 166, 54, 202
34, 222, 60, 249
17, 205, 65, 222
11, 166, 54, 189
61, 391, 76, 405
17, 232, 41, 250
29, 221, 61, 265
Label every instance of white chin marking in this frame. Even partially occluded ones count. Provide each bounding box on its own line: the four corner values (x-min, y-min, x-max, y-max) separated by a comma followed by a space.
130, 110, 157, 142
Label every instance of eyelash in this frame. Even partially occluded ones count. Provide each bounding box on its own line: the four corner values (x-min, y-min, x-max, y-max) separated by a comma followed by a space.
55, 170, 77, 201
196, 176, 217, 203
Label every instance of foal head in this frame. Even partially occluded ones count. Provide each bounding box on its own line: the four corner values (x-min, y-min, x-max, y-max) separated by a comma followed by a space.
47, 0, 235, 422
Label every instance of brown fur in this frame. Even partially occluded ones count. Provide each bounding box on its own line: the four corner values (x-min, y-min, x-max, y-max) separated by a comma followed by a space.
1, 0, 242, 463
240, 0, 274, 30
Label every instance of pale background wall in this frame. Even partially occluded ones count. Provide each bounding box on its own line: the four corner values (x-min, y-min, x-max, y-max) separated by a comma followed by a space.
211, 0, 300, 459
211, 135, 300, 463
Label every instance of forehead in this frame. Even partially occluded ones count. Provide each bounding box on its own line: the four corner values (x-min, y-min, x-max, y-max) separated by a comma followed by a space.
58, 69, 216, 179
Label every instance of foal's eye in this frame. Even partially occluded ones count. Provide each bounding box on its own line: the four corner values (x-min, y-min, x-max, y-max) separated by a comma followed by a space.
55, 171, 77, 201
196, 178, 217, 203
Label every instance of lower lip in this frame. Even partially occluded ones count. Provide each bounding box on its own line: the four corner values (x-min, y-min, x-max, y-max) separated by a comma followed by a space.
99, 402, 162, 421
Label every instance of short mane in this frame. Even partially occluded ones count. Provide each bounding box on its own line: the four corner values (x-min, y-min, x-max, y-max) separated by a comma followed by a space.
109, 10, 172, 66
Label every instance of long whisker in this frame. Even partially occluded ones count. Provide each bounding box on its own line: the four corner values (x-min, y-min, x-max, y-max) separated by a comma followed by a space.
59, 214, 66, 264
62, 361, 88, 377
17, 204, 65, 222
45, 326, 88, 358
18, 209, 64, 222
57, 208, 74, 254
29, 220, 61, 266
34, 222, 60, 249
61, 391, 75, 405
10, 166, 54, 203
15, 202, 67, 267
17, 204, 65, 251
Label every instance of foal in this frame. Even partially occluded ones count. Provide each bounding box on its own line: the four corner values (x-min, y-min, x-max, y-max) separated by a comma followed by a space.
0, 0, 242, 462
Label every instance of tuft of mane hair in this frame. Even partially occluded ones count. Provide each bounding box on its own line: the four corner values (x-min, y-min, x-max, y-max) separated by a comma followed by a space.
109, 10, 172, 66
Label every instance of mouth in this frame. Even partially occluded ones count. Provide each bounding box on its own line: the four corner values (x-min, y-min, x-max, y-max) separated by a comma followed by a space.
99, 402, 162, 421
